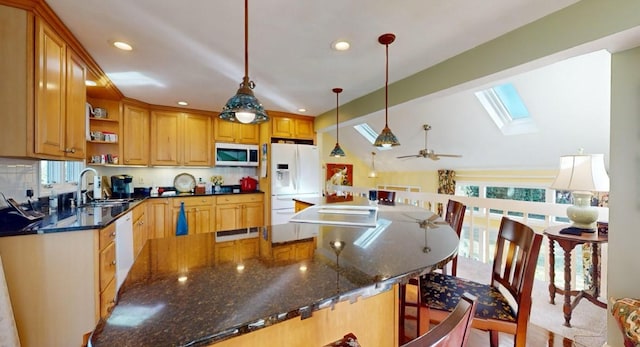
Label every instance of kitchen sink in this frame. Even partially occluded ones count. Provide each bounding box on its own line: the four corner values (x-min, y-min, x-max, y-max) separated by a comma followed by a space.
87, 198, 135, 207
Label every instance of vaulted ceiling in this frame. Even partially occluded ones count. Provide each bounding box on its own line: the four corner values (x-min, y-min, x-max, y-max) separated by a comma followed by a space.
44, 0, 640, 171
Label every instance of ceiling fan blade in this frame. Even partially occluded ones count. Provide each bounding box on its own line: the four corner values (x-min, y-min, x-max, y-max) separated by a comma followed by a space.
396, 154, 419, 159
434, 154, 463, 158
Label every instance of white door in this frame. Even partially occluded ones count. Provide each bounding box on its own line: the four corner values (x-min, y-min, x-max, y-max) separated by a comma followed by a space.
296, 145, 320, 195
271, 143, 297, 195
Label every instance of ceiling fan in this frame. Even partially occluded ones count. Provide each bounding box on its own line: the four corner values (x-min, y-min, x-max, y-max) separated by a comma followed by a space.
396, 124, 462, 161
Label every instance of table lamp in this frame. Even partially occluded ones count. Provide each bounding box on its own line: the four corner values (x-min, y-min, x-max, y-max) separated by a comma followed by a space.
550, 153, 609, 230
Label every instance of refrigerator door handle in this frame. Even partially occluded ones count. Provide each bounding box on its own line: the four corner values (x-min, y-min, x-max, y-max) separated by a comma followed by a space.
292, 148, 298, 191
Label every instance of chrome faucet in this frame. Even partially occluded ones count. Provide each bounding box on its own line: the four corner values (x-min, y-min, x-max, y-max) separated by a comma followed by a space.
77, 167, 99, 207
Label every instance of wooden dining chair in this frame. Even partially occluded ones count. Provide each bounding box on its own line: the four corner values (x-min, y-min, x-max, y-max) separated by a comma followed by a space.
399, 200, 466, 344
421, 217, 543, 347
377, 190, 396, 205
401, 293, 477, 347
443, 200, 466, 276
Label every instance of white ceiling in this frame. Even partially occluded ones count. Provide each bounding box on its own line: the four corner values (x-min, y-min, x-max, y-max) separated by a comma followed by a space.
45, 0, 623, 171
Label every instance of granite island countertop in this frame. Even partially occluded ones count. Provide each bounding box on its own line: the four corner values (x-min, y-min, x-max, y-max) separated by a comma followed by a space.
89, 205, 458, 346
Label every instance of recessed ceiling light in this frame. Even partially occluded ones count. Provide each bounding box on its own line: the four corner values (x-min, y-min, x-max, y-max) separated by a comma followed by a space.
113, 41, 133, 51
177, 101, 188, 106
297, 108, 306, 113
332, 40, 350, 51
85, 80, 97, 87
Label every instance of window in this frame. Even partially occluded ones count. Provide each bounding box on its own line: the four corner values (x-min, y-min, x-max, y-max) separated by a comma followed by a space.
475, 83, 538, 135
353, 123, 392, 151
40, 160, 84, 192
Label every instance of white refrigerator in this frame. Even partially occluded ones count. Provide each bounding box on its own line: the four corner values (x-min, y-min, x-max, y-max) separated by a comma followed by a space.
271, 143, 321, 225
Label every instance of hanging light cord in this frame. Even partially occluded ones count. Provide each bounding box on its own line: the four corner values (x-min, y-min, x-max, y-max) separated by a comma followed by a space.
244, 0, 248, 80
335, 89, 340, 140
384, 41, 389, 127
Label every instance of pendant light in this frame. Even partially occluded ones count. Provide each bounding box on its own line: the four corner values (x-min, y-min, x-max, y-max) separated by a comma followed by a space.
219, 0, 269, 124
330, 88, 346, 157
373, 33, 400, 148
368, 152, 377, 178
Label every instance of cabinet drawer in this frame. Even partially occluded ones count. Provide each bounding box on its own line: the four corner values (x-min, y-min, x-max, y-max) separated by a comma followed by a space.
100, 277, 116, 318
217, 193, 263, 205
99, 242, 116, 292
172, 196, 215, 208
99, 223, 116, 251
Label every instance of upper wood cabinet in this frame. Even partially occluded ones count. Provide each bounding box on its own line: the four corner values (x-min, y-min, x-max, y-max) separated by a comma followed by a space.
214, 117, 259, 144
0, 6, 87, 160
150, 110, 212, 166
270, 114, 315, 140
122, 103, 149, 165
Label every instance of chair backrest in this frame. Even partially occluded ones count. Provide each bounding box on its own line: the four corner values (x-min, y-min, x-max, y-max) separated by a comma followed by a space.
491, 217, 543, 334
401, 293, 477, 347
445, 200, 466, 237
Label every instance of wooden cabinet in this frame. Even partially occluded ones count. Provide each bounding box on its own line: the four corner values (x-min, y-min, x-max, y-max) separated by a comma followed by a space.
86, 98, 121, 164
132, 203, 148, 258
216, 194, 264, 231
214, 117, 259, 144
147, 198, 171, 239
0, 6, 87, 160
98, 223, 117, 318
270, 114, 315, 140
214, 238, 259, 263
171, 196, 216, 235
272, 240, 316, 261
122, 103, 149, 165
150, 110, 212, 166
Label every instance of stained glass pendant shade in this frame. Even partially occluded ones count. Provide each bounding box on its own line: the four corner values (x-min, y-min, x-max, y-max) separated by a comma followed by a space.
373, 33, 400, 148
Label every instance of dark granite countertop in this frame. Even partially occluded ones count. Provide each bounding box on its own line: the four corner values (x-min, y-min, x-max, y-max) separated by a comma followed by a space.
0, 191, 265, 237
89, 206, 458, 346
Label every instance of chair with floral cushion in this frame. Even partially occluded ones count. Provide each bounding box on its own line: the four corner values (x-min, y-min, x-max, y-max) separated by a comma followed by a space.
443, 199, 466, 276
399, 199, 466, 344
401, 292, 477, 347
421, 217, 543, 347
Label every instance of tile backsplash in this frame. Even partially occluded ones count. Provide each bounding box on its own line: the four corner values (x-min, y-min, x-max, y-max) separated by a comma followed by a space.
0, 158, 39, 203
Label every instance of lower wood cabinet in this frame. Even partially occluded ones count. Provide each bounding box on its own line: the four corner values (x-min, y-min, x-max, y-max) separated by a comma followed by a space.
132, 203, 148, 257
214, 238, 259, 263
0, 229, 107, 346
272, 239, 316, 261
147, 198, 171, 238
216, 194, 264, 231
171, 196, 216, 235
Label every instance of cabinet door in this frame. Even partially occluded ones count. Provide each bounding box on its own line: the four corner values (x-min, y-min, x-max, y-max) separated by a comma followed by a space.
237, 238, 258, 260
34, 19, 66, 157
242, 202, 264, 228
194, 206, 215, 234
64, 49, 86, 159
123, 104, 149, 165
237, 124, 259, 144
214, 241, 235, 263
294, 118, 314, 139
150, 111, 181, 165
147, 198, 170, 239
216, 204, 241, 231
213, 117, 236, 143
183, 113, 212, 166
271, 117, 293, 138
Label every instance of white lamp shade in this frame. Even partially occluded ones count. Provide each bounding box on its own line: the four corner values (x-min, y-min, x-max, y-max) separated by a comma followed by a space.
550, 154, 609, 192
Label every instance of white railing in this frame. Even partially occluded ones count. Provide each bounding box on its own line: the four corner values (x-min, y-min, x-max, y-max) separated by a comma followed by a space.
331, 185, 609, 291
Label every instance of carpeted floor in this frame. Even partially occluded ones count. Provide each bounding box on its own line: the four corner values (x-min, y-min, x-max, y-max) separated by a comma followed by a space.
456, 256, 607, 347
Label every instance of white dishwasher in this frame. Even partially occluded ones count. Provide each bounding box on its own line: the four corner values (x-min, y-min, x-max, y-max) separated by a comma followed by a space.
115, 211, 134, 291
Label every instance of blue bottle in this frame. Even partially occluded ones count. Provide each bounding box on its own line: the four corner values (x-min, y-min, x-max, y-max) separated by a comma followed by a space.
176, 201, 188, 236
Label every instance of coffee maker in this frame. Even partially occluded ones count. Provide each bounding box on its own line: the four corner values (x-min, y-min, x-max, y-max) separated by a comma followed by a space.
111, 174, 134, 198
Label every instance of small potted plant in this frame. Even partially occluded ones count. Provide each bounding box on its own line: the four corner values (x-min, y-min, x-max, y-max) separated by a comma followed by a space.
210, 176, 224, 192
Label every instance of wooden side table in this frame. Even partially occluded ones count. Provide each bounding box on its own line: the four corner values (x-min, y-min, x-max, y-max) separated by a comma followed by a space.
543, 225, 608, 327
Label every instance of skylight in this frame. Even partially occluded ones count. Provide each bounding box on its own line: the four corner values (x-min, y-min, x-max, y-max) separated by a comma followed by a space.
475, 83, 537, 135
353, 124, 392, 151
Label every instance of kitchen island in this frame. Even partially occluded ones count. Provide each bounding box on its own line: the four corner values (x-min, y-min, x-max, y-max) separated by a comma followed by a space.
89, 202, 458, 347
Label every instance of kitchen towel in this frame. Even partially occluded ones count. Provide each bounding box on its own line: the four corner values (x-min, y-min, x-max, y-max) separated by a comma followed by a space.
176, 202, 188, 236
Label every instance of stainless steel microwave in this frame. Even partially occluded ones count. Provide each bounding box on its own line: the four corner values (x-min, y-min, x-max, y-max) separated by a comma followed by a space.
215, 143, 259, 167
